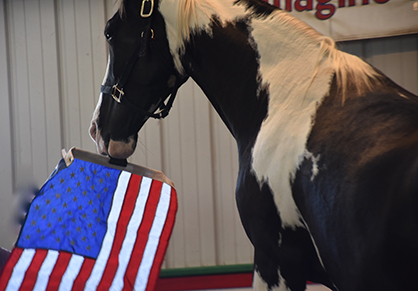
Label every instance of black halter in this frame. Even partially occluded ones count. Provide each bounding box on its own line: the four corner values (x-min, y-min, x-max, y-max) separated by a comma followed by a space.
100, 0, 182, 119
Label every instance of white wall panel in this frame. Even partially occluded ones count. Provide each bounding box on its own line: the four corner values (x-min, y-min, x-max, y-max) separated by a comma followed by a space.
0, 0, 15, 249
73, 0, 96, 150
39, 0, 63, 173
58, 0, 82, 150
24, 0, 48, 185
9, 0, 33, 182
0, 0, 417, 274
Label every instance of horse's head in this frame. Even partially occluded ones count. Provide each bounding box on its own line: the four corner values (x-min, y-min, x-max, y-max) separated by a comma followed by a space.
90, 0, 186, 159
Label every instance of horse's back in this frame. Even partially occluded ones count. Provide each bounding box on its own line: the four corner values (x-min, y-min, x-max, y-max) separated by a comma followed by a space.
293, 79, 418, 290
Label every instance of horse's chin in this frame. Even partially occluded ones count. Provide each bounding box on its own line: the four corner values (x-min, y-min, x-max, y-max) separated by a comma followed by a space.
108, 138, 136, 160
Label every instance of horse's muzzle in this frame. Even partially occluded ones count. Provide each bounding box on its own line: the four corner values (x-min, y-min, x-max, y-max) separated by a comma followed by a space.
107, 138, 136, 159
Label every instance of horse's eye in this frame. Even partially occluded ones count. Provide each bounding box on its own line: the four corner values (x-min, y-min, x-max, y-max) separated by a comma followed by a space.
105, 32, 112, 41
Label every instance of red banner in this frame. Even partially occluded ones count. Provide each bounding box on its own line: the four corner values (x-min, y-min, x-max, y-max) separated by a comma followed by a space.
264, 0, 418, 40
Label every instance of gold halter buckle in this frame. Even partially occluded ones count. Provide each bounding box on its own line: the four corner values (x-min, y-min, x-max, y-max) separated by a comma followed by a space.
140, 0, 154, 18
112, 85, 124, 103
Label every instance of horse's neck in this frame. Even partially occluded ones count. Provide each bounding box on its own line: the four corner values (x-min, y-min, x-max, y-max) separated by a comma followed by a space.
161, 0, 333, 147
250, 12, 333, 115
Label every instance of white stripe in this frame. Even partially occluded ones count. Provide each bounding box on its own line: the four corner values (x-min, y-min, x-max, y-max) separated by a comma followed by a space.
58, 254, 84, 291
84, 171, 132, 291
249, 10, 333, 228
32, 250, 59, 291
5, 249, 36, 291
109, 177, 152, 291
134, 183, 172, 291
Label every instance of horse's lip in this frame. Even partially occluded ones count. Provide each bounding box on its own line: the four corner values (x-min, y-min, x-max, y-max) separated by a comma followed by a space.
107, 138, 136, 159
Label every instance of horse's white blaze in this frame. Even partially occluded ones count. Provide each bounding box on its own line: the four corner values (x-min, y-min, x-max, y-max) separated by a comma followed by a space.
90, 56, 110, 154
250, 11, 334, 228
90, 56, 110, 127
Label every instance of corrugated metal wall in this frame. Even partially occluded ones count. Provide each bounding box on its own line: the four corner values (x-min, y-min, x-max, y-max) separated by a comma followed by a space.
0, 0, 417, 270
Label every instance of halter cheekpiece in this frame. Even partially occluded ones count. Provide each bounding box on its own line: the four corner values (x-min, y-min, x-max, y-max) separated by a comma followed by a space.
100, 0, 181, 120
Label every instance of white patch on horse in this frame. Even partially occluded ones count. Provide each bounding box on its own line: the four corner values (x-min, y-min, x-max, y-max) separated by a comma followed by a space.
253, 270, 270, 291
89, 57, 110, 154
248, 10, 334, 228
253, 268, 291, 291
301, 150, 321, 181
91, 56, 110, 125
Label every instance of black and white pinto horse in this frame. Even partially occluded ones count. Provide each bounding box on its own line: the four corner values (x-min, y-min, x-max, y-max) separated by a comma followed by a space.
89, 0, 418, 290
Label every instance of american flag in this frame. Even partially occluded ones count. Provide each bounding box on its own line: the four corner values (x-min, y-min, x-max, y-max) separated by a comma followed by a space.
0, 156, 177, 291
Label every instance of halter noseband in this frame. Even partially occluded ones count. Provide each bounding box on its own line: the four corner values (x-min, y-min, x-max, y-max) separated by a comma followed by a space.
100, 0, 182, 120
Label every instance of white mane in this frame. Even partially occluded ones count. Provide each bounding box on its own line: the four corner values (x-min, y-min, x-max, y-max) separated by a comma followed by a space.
173, 0, 382, 101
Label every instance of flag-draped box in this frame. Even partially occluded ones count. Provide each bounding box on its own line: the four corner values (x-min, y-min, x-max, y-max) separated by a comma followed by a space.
0, 148, 177, 291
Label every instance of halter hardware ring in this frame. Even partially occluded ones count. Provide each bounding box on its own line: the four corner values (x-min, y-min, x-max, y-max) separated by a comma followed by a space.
141, 28, 154, 39
112, 85, 124, 103
140, 0, 154, 18
153, 107, 167, 119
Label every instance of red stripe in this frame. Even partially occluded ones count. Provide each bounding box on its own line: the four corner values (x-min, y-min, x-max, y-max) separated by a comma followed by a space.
97, 174, 142, 290
19, 249, 48, 290
146, 188, 178, 291
123, 180, 163, 290
0, 247, 24, 291
45, 252, 72, 290
155, 273, 253, 291
71, 257, 95, 290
